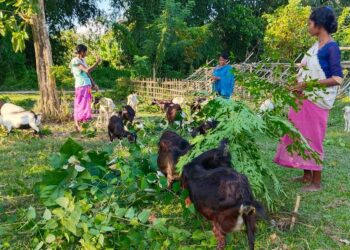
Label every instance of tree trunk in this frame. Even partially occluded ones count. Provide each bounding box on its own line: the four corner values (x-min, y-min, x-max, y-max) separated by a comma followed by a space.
31, 0, 60, 119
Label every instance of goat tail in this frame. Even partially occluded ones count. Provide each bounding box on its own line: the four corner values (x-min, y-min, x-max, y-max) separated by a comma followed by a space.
251, 200, 269, 221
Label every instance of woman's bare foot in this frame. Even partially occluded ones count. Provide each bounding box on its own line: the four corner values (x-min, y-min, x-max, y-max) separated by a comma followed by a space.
74, 124, 82, 132
290, 176, 312, 183
300, 184, 322, 192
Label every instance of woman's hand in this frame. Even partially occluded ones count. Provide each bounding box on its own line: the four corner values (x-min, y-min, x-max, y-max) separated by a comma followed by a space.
290, 82, 306, 94
211, 76, 220, 81
95, 56, 101, 64
92, 82, 99, 92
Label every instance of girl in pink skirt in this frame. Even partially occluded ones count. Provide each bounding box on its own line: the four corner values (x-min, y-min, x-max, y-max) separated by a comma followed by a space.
70, 44, 101, 131
274, 7, 343, 192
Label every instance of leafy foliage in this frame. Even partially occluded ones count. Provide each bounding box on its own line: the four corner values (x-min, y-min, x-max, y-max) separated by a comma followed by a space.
29, 137, 211, 249
263, 0, 314, 61
178, 96, 321, 210
335, 7, 350, 59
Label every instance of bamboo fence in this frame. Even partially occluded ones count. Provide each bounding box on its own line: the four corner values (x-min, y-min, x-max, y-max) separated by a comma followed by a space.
132, 55, 350, 100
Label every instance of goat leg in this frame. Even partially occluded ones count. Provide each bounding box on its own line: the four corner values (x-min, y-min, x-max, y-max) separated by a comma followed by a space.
243, 213, 256, 250
108, 132, 114, 142
212, 222, 226, 250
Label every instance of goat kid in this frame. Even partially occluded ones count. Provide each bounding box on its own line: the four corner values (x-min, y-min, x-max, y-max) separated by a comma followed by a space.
259, 99, 275, 113
119, 105, 136, 125
127, 93, 138, 113
0, 111, 41, 135
166, 104, 182, 124
108, 115, 137, 143
191, 120, 218, 137
151, 99, 173, 112
181, 141, 267, 250
189, 97, 207, 114
97, 97, 115, 126
157, 131, 191, 188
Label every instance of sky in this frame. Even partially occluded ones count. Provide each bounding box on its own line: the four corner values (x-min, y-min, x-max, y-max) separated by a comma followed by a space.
76, 0, 118, 35
97, 0, 113, 15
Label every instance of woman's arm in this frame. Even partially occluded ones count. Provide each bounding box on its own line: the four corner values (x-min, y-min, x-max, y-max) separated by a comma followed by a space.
77, 57, 101, 74
318, 77, 341, 87
87, 73, 99, 91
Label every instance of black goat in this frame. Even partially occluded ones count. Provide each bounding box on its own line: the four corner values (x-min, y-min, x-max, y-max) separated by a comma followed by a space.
108, 115, 137, 143
119, 105, 136, 125
157, 131, 191, 188
181, 141, 267, 250
191, 120, 218, 137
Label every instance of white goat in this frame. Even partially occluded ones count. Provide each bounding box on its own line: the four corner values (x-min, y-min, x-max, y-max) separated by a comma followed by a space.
0, 111, 41, 134
172, 97, 185, 105
259, 99, 275, 113
97, 97, 115, 126
343, 106, 350, 133
127, 93, 138, 113
0, 103, 25, 115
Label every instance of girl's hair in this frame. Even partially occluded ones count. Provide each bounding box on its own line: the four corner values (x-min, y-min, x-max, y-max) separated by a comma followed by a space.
75, 44, 88, 54
310, 6, 338, 34
220, 52, 229, 60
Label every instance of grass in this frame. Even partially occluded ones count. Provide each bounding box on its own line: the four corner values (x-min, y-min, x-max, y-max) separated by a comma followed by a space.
0, 94, 350, 249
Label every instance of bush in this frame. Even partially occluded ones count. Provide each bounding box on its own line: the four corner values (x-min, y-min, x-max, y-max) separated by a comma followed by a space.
52, 65, 132, 90
0, 68, 38, 91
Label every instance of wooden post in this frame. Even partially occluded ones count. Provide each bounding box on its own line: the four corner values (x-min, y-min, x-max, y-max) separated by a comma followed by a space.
290, 195, 301, 230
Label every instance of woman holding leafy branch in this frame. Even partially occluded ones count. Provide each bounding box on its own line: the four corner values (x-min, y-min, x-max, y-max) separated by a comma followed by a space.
70, 44, 101, 132
274, 6, 343, 191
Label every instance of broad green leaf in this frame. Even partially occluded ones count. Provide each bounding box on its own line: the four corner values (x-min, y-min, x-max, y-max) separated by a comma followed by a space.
138, 210, 151, 223
52, 208, 65, 219
43, 219, 58, 230
34, 241, 44, 250
124, 207, 135, 219
42, 209, 52, 220
27, 206, 36, 220
98, 234, 104, 246
60, 138, 83, 156
56, 197, 69, 209
45, 234, 56, 243
146, 173, 157, 183
114, 207, 127, 217
62, 218, 77, 235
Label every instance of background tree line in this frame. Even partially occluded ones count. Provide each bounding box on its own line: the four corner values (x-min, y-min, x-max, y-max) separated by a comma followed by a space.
0, 0, 349, 89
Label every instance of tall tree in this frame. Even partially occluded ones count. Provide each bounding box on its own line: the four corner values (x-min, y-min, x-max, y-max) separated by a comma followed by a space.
1, 0, 59, 118
31, 0, 59, 118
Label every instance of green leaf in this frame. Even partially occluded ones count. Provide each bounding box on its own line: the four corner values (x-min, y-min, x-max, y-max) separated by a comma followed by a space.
100, 226, 115, 232
43, 219, 58, 230
27, 206, 36, 220
159, 176, 168, 189
60, 138, 83, 156
34, 241, 44, 250
42, 209, 52, 220
125, 207, 135, 219
98, 234, 104, 246
56, 197, 69, 209
146, 173, 158, 183
115, 208, 127, 217
52, 208, 65, 219
50, 154, 67, 169
62, 218, 77, 235
138, 210, 151, 223
140, 176, 149, 190
45, 234, 56, 243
